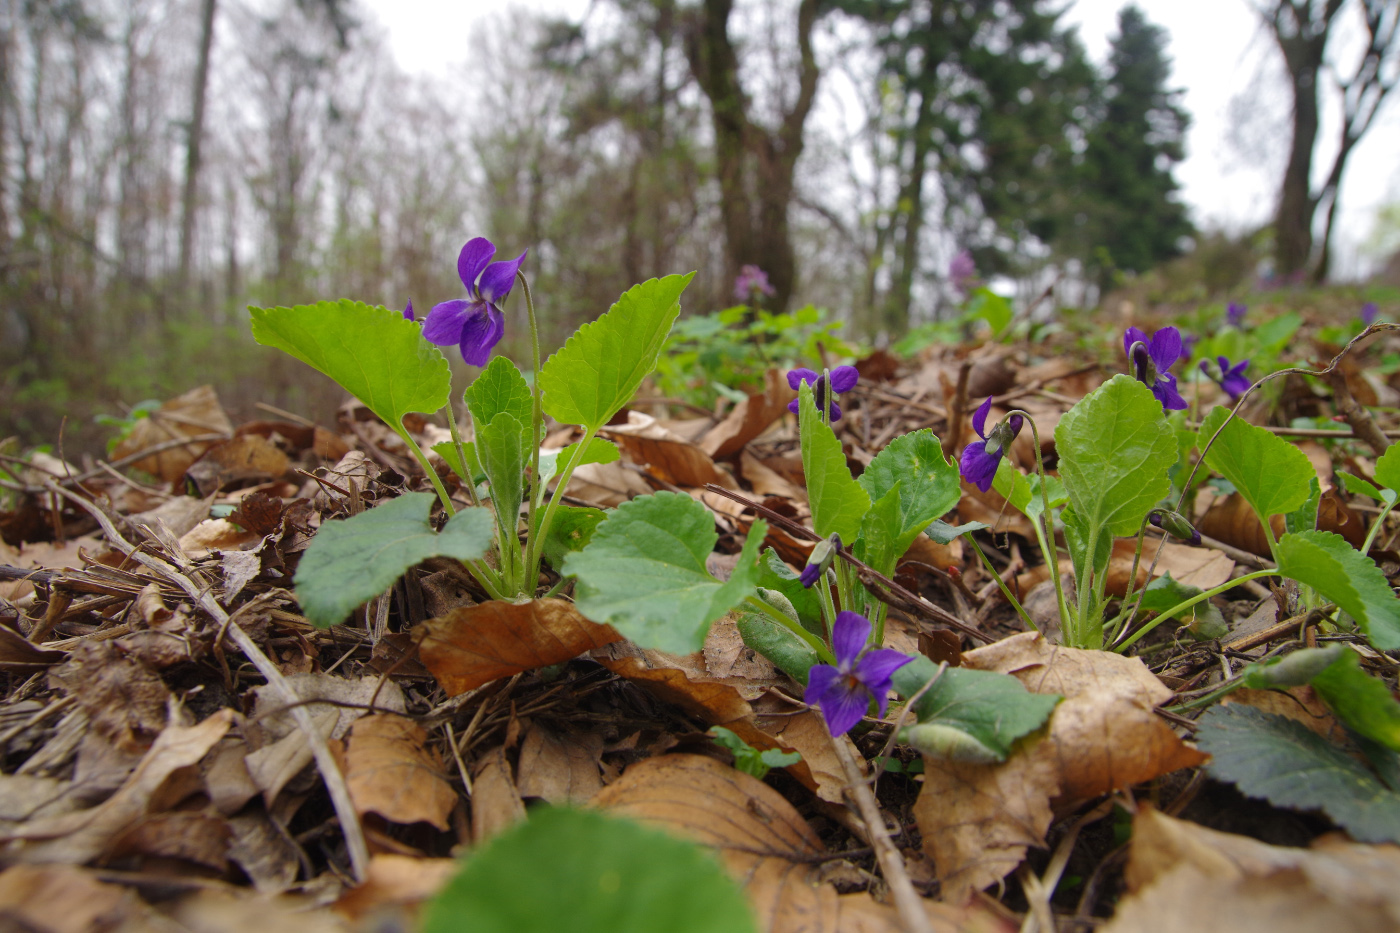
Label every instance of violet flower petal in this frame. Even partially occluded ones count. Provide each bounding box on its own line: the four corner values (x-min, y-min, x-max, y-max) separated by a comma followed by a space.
799, 563, 822, 588
422, 299, 474, 346
787, 398, 801, 416
971, 397, 992, 440
1123, 326, 1149, 358
818, 677, 872, 737
829, 365, 859, 394
788, 368, 819, 391
1152, 372, 1188, 411
856, 648, 913, 697
477, 250, 528, 303
457, 307, 504, 367
960, 440, 1001, 493
831, 611, 872, 667
1148, 327, 1182, 372
457, 238, 496, 292
403, 300, 415, 321
827, 400, 843, 422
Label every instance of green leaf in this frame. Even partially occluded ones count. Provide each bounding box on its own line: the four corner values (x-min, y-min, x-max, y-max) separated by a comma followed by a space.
858, 429, 961, 555
755, 549, 823, 634
854, 487, 901, 578
1056, 374, 1176, 538
1284, 477, 1321, 535
1239, 644, 1348, 689
422, 806, 756, 933
1137, 572, 1227, 640
1197, 704, 1400, 845
1252, 311, 1302, 352
476, 413, 526, 529
967, 287, 1012, 335
293, 493, 493, 627
925, 519, 989, 545
562, 492, 766, 653
1276, 530, 1400, 649
708, 726, 801, 780
735, 611, 820, 684
432, 440, 480, 484
538, 438, 621, 487
993, 459, 1066, 523
541, 505, 607, 570
798, 381, 869, 543
250, 301, 449, 431
1338, 470, 1390, 503
539, 274, 694, 431
892, 657, 1060, 763
1062, 508, 1109, 639
465, 356, 535, 444
1311, 649, 1400, 752
1198, 406, 1313, 524
1375, 440, 1400, 492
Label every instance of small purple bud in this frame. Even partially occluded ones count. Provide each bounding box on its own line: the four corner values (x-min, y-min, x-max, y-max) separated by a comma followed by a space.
1226, 302, 1246, 327
1362, 302, 1379, 327
1149, 509, 1201, 547
403, 300, 415, 321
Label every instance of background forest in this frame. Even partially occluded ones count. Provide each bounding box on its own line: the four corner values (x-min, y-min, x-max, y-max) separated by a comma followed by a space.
2, 0, 1397, 455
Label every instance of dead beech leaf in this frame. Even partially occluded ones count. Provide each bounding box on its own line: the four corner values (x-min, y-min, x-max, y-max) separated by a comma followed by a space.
111, 384, 234, 482
0, 535, 104, 601
594, 641, 849, 802
472, 745, 525, 845
699, 369, 794, 460
516, 721, 604, 804
957, 481, 1037, 540
1, 709, 233, 865
345, 714, 456, 831
964, 632, 1205, 800
604, 411, 738, 489
914, 745, 1060, 905
561, 458, 654, 506
593, 754, 987, 933
1103, 808, 1400, 933
48, 641, 171, 752
0, 864, 146, 933
108, 810, 231, 870
738, 449, 806, 501
167, 888, 352, 933
417, 598, 621, 697
335, 854, 458, 924
1200, 489, 1365, 558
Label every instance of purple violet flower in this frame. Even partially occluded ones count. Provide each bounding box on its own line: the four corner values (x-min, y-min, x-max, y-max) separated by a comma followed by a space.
788, 366, 859, 421
959, 397, 1023, 493
804, 611, 913, 737
1201, 355, 1250, 400
949, 249, 977, 296
1124, 326, 1188, 413
1363, 302, 1379, 327
734, 264, 777, 303
422, 237, 528, 366
1226, 302, 1246, 327
403, 300, 415, 321
1179, 332, 1199, 362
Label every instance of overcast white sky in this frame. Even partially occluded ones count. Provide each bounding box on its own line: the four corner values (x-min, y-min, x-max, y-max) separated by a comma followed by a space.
363, 0, 1400, 278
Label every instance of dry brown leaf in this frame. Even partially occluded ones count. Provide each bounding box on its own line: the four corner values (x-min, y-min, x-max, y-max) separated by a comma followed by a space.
738, 449, 806, 501
603, 411, 738, 489
343, 714, 455, 831
1223, 687, 1349, 744
48, 641, 171, 753
699, 369, 794, 460
515, 721, 604, 803
334, 854, 458, 924
179, 519, 263, 558
417, 598, 621, 697
0, 774, 81, 825
166, 889, 352, 933
0, 863, 149, 933
186, 433, 292, 493
244, 708, 338, 807
0, 625, 66, 673
108, 810, 231, 870
472, 745, 525, 845
963, 632, 1205, 800
228, 810, 302, 894
1199, 490, 1365, 558
914, 742, 1060, 904
1103, 808, 1400, 933
0, 536, 104, 601
128, 495, 214, 540
111, 384, 234, 482
957, 481, 1037, 540
1, 709, 233, 865
593, 641, 848, 802
593, 754, 991, 933
559, 458, 654, 507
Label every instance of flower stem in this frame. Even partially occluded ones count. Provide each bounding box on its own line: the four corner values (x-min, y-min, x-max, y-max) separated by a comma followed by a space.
968, 537, 1039, 633
1114, 568, 1277, 652
525, 425, 597, 587
816, 571, 839, 642
445, 404, 478, 509
518, 270, 545, 590
1007, 410, 1071, 639
1361, 496, 1399, 556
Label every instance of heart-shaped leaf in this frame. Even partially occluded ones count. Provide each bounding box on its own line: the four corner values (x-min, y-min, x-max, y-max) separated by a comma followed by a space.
1198, 405, 1314, 525
1276, 530, 1400, 649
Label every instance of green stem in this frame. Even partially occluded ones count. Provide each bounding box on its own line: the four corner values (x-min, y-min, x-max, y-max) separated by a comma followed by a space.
816, 571, 839, 643
397, 424, 456, 517
445, 406, 478, 508
1008, 410, 1071, 640
1114, 568, 1278, 652
525, 425, 597, 585
1105, 520, 1151, 644
969, 537, 1039, 633
745, 596, 837, 665
519, 270, 545, 590
1361, 496, 1398, 556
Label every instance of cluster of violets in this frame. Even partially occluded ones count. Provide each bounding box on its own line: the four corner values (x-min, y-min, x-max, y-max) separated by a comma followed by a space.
734, 264, 777, 303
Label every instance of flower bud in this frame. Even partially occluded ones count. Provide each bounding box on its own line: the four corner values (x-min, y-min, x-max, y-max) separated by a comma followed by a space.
1149, 509, 1201, 546
1241, 644, 1347, 689
800, 533, 842, 589
756, 588, 800, 624
898, 723, 1000, 764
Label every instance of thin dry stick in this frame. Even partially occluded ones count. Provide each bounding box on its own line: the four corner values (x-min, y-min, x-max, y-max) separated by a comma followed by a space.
44, 482, 371, 880
831, 737, 932, 933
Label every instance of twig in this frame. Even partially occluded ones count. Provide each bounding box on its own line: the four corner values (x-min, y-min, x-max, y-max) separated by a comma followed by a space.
42, 481, 370, 881
831, 737, 932, 933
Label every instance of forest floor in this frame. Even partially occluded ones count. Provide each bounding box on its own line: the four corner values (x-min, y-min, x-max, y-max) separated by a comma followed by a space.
2, 294, 1399, 932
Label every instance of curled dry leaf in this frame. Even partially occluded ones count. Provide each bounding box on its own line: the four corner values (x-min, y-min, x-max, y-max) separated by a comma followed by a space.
0, 864, 148, 933
417, 598, 622, 697
515, 721, 604, 804
472, 745, 526, 846
111, 384, 234, 482
1015, 539, 1234, 600
108, 810, 231, 871
344, 714, 456, 831
335, 853, 459, 924
593, 754, 995, 933
603, 411, 738, 490
699, 369, 794, 460
47, 640, 171, 753
1103, 808, 1400, 933
1198, 489, 1365, 558
914, 633, 1205, 901
1, 709, 233, 865
594, 640, 851, 803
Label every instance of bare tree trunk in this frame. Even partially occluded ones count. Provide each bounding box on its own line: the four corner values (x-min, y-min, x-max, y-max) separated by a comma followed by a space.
885, 90, 935, 335
177, 0, 217, 299
684, 0, 822, 311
